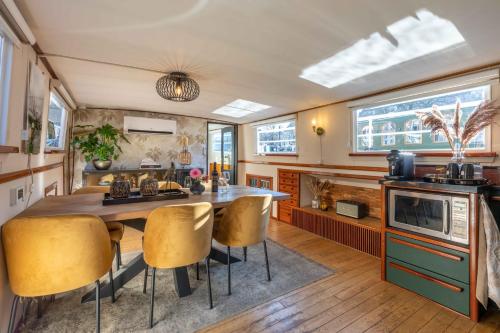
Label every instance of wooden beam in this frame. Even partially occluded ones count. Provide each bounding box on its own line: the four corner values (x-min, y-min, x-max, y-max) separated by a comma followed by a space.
349, 152, 497, 158
0, 145, 20, 154
237, 160, 388, 172
0, 162, 63, 185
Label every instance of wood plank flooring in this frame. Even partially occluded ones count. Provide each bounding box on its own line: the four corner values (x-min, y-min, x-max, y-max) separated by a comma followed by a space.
120, 220, 500, 332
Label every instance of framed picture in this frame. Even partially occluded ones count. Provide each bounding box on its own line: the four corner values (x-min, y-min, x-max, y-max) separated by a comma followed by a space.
23, 61, 45, 154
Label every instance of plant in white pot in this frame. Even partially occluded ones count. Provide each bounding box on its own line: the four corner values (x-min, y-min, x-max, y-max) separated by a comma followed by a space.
71, 124, 130, 170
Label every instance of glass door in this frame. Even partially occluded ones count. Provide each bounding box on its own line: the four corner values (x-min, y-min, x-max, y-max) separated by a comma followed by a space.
207, 123, 236, 184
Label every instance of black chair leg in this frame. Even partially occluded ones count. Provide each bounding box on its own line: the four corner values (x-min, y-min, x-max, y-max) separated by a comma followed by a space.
37, 296, 42, 318
109, 269, 116, 303
149, 267, 157, 329
196, 262, 200, 280
96, 280, 101, 333
206, 257, 213, 309
143, 265, 148, 294
263, 240, 271, 281
116, 242, 121, 271
243, 246, 247, 262
8, 295, 20, 333
227, 246, 231, 295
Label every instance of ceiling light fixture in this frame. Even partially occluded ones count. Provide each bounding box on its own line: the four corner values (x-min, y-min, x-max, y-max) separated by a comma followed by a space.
300, 9, 465, 88
156, 72, 200, 102
212, 99, 271, 118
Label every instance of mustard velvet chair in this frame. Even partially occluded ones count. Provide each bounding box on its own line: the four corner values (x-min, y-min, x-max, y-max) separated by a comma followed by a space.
143, 203, 214, 328
158, 181, 182, 190
73, 186, 124, 269
212, 195, 273, 295
2, 215, 116, 333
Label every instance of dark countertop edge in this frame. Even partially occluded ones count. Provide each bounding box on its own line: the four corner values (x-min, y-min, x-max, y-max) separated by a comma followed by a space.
379, 179, 493, 194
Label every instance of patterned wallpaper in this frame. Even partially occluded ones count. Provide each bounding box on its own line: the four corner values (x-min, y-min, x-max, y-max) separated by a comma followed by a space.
73, 108, 207, 188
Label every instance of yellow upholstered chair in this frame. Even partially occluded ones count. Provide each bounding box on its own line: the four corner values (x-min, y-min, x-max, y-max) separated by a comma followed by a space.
158, 181, 182, 190
73, 186, 124, 269
212, 195, 273, 295
143, 203, 214, 328
2, 215, 115, 333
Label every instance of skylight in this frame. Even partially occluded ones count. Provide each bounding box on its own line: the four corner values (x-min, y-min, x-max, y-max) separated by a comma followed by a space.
212, 99, 271, 118
299, 9, 465, 88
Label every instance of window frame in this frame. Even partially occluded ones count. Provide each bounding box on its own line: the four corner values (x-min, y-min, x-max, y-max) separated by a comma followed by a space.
45, 92, 68, 151
351, 84, 492, 153
255, 118, 297, 155
404, 119, 423, 145
0, 32, 14, 146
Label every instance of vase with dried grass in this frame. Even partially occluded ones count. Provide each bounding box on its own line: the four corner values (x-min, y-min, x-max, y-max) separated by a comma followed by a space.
417, 100, 500, 164
307, 177, 331, 209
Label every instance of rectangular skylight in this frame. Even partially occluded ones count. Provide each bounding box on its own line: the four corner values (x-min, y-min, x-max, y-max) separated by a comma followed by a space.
300, 9, 465, 88
212, 99, 271, 118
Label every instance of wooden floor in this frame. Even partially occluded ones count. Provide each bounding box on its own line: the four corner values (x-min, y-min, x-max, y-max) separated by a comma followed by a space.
121, 220, 500, 333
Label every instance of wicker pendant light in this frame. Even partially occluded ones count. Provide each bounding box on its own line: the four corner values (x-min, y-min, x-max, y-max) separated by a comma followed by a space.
156, 72, 200, 102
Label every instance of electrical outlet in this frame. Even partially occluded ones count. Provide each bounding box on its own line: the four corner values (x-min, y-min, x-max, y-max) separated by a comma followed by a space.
10, 186, 24, 207
21, 130, 29, 141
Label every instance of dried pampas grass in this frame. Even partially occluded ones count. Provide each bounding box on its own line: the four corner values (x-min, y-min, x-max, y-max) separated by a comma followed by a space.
417, 100, 500, 151
307, 177, 331, 198
462, 100, 500, 146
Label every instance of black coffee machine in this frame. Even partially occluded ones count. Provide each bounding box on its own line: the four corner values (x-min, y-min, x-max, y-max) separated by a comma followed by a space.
384, 149, 415, 180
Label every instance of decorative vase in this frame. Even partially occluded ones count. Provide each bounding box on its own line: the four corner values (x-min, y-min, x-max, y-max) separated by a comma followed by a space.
451, 138, 465, 165
312, 196, 319, 209
320, 200, 329, 211
93, 159, 112, 170
190, 180, 205, 195
140, 176, 159, 196
110, 176, 130, 198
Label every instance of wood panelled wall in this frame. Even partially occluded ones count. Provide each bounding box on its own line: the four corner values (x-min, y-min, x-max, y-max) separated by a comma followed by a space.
327, 184, 381, 218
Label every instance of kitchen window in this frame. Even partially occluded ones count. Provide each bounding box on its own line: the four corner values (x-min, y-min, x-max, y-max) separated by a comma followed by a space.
45, 92, 68, 150
353, 85, 490, 152
256, 119, 296, 154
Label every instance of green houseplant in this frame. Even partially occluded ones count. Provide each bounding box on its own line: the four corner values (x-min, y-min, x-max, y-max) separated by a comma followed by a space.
71, 124, 130, 170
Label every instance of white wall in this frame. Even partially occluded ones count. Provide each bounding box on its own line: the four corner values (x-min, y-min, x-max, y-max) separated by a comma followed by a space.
0, 43, 64, 331
238, 80, 500, 216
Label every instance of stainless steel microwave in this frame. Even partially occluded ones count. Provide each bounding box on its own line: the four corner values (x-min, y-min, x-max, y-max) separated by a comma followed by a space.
388, 189, 469, 245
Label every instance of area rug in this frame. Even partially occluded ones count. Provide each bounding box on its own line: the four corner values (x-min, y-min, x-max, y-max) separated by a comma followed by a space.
21, 240, 334, 332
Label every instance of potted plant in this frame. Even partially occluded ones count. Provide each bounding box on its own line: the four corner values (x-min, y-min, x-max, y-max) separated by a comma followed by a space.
71, 124, 130, 170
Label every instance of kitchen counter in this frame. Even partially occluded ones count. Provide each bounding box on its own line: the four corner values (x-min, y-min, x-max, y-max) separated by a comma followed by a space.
379, 179, 492, 194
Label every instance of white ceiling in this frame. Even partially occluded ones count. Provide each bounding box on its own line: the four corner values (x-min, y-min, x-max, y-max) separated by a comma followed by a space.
15, 0, 500, 124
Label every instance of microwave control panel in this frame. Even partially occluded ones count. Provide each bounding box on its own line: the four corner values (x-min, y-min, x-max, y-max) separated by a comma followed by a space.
451, 197, 469, 244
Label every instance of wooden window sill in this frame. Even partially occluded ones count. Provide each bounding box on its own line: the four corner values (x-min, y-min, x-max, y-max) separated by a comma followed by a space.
44, 150, 66, 154
349, 152, 497, 158
0, 145, 19, 154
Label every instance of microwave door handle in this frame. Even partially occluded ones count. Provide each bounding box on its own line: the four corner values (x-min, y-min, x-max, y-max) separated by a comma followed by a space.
443, 200, 450, 235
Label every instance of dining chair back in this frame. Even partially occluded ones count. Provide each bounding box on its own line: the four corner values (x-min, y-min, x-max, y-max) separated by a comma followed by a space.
142, 202, 214, 328
158, 181, 182, 190
212, 194, 273, 295
213, 194, 272, 247
72, 186, 110, 194
2, 214, 115, 332
73, 185, 124, 270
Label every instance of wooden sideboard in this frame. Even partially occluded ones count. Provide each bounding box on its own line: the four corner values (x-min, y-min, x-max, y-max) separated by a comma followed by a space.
292, 206, 381, 257
277, 169, 300, 223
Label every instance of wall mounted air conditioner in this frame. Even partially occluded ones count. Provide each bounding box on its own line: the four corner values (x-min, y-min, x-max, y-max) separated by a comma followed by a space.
123, 116, 177, 135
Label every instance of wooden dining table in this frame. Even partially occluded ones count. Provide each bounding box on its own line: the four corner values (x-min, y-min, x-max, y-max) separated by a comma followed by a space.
18, 185, 290, 303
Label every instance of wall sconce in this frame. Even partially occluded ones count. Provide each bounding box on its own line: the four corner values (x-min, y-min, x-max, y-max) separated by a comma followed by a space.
312, 119, 325, 136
